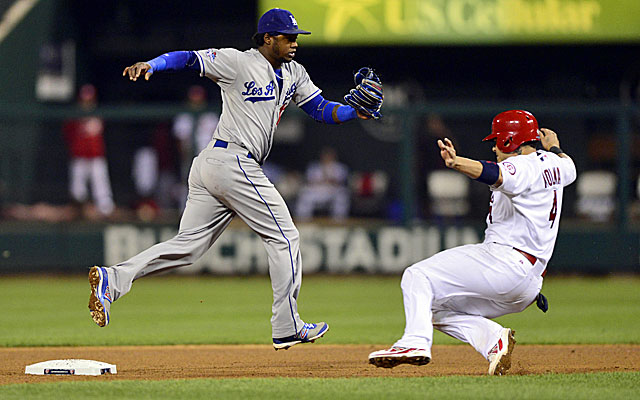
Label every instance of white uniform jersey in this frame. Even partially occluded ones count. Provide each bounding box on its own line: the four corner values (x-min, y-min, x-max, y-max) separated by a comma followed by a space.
195, 48, 321, 164
483, 151, 577, 267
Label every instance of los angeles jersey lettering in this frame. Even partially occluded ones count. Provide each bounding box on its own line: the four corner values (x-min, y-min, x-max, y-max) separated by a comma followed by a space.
483, 150, 577, 267
194, 48, 321, 164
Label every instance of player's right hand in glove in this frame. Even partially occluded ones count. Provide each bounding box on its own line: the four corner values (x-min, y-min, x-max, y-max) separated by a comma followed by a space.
123, 62, 153, 81
344, 67, 383, 120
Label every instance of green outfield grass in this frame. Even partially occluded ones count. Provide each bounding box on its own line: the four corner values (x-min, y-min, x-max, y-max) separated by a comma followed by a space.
1, 275, 639, 346
2, 274, 639, 398
1, 373, 639, 400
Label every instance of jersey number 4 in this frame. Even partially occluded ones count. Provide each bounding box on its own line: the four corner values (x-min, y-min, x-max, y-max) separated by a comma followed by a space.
549, 189, 558, 228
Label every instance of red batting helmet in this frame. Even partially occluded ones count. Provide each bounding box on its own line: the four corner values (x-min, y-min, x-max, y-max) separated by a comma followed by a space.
483, 110, 540, 153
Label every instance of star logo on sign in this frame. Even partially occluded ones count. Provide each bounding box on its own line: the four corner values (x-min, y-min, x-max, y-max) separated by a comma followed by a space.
318, 0, 379, 42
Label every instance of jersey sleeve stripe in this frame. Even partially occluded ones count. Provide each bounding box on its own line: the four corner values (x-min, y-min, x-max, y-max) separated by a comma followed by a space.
296, 89, 322, 106
235, 155, 299, 333
195, 52, 205, 77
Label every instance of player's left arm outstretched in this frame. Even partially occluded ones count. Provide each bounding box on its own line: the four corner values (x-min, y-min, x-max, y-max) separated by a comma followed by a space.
123, 62, 153, 81
123, 51, 201, 82
438, 138, 503, 186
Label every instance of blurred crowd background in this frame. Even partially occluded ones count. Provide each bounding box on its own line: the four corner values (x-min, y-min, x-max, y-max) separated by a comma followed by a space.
1, 0, 639, 227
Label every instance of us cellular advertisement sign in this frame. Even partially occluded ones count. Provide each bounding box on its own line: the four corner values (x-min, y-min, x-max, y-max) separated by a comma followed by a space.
258, 0, 640, 45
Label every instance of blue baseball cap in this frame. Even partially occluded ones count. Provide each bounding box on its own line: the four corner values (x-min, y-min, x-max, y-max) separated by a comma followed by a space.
257, 8, 310, 35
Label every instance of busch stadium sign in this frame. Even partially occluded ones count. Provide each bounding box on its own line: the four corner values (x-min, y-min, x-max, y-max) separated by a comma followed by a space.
104, 224, 481, 274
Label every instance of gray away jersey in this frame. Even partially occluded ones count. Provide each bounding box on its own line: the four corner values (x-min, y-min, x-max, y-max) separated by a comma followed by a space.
195, 48, 321, 164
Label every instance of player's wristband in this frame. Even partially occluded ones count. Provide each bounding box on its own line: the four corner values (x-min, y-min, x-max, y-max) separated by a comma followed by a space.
548, 146, 564, 155
329, 104, 357, 123
475, 160, 500, 185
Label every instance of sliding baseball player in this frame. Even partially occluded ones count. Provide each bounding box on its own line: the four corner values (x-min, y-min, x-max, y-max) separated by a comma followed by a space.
368, 110, 576, 375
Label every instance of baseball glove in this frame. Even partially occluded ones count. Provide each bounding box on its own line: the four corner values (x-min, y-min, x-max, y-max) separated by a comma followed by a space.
344, 67, 383, 120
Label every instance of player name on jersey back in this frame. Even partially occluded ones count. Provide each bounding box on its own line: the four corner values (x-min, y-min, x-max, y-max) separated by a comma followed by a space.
542, 167, 561, 188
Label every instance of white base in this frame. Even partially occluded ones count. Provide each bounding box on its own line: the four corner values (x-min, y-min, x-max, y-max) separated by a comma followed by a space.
25, 359, 117, 376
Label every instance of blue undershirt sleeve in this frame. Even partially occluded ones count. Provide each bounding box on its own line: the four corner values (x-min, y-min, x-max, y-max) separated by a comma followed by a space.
300, 94, 357, 124
146, 51, 200, 73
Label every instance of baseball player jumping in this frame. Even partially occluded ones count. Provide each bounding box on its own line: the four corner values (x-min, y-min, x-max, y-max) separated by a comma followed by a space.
368, 110, 577, 374
88, 8, 383, 350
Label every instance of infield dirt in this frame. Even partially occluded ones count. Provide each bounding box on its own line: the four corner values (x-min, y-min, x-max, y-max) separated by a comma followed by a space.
2, 344, 639, 385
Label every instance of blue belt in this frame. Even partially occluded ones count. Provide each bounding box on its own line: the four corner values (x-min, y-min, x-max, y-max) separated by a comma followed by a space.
213, 140, 257, 162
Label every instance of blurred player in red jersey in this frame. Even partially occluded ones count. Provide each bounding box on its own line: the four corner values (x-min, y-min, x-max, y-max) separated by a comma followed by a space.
63, 84, 115, 218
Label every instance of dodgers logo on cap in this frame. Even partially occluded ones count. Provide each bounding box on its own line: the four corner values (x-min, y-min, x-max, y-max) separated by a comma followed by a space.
257, 8, 311, 35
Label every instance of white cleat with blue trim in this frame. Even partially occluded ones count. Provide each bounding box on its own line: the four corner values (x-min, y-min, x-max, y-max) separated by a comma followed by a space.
88, 266, 112, 327
273, 322, 329, 350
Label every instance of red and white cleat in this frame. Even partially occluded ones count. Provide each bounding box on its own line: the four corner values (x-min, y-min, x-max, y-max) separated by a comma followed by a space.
368, 346, 431, 368
488, 328, 516, 375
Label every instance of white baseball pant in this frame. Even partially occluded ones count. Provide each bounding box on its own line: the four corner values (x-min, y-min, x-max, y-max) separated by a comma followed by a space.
393, 242, 543, 360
